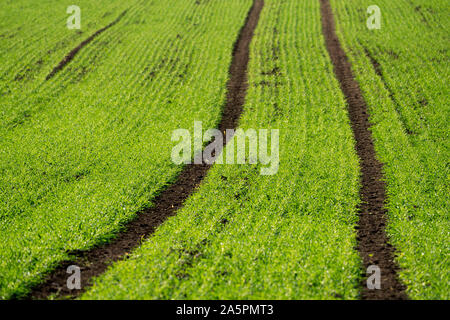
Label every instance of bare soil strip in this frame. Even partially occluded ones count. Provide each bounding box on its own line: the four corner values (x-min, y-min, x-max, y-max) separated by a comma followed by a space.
45, 10, 128, 80
319, 0, 407, 299
30, 0, 264, 299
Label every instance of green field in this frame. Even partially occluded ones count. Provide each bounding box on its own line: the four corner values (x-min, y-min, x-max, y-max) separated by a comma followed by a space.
331, 0, 449, 299
0, 0, 253, 299
0, 0, 448, 300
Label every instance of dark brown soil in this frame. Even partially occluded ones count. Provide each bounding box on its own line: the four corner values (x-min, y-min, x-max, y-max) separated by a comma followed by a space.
319, 0, 408, 300
45, 10, 128, 80
29, 0, 264, 300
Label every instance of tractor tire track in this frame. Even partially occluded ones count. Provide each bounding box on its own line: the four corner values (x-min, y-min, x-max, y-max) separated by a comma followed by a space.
29, 0, 264, 299
45, 10, 128, 80
319, 0, 407, 299
361, 45, 414, 135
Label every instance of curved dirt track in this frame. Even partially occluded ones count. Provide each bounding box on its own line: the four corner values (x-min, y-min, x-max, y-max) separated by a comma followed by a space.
29, 0, 264, 299
319, 0, 407, 299
45, 10, 128, 80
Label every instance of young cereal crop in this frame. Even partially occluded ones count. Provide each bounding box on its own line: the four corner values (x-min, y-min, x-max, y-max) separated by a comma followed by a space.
0, 0, 447, 302
0, 0, 132, 114
331, 0, 449, 299
0, 0, 253, 299
83, 0, 363, 300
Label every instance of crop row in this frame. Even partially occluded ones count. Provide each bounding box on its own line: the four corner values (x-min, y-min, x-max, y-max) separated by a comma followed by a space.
331, 0, 449, 299
83, 0, 362, 299
0, 0, 253, 299
1, 0, 447, 300
0, 0, 133, 118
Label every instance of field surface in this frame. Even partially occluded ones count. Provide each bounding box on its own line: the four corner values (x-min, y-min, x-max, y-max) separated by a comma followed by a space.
0, 0, 253, 299
331, 0, 449, 299
84, 0, 363, 299
0, 0, 448, 300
